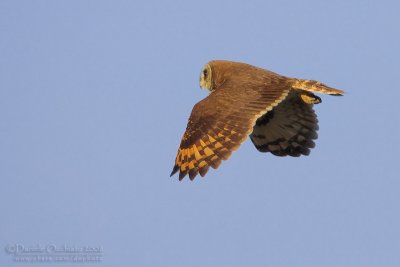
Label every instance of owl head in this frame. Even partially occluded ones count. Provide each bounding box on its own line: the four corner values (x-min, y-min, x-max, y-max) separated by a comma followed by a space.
199, 60, 261, 92
199, 63, 213, 91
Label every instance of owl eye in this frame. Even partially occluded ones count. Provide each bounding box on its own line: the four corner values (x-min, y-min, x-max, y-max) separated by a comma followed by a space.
203, 69, 208, 78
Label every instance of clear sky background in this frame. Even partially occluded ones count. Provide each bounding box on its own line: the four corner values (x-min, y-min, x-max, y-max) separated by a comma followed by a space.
1, 0, 399, 266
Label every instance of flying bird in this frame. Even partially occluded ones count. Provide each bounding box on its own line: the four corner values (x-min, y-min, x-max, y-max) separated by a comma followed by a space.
170, 60, 344, 180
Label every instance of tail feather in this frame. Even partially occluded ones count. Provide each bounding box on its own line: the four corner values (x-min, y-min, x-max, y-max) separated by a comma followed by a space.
291, 79, 344, 96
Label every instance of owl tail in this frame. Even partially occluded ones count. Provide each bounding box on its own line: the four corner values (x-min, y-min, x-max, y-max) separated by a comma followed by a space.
291, 78, 345, 96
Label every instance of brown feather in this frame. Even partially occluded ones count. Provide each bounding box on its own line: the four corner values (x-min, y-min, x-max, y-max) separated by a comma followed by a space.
171, 61, 291, 180
171, 60, 344, 180
250, 91, 319, 157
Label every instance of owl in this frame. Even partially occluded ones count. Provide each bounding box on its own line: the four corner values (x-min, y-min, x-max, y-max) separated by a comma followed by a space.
171, 60, 344, 180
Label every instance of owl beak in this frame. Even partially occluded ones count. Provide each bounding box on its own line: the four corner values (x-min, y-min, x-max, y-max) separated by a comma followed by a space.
200, 79, 206, 89
200, 77, 212, 92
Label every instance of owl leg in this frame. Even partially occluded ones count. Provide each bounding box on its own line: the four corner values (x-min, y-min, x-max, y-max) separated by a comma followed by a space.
299, 91, 321, 104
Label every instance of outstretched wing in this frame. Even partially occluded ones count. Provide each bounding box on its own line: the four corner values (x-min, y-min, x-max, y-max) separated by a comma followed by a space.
170, 81, 290, 180
250, 90, 319, 156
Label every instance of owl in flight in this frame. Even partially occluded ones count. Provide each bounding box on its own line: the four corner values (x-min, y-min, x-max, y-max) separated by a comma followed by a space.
170, 60, 344, 180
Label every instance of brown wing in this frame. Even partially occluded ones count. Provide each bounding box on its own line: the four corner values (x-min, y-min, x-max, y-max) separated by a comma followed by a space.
170, 81, 290, 180
250, 90, 319, 156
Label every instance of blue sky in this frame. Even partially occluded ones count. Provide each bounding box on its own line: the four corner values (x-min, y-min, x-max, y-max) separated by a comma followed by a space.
1, 0, 399, 266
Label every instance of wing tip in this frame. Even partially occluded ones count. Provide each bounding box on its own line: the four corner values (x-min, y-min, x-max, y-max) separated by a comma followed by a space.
170, 162, 213, 181
170, 165, 179, 177
331, 92, 345, 96
178, 170, 188, 181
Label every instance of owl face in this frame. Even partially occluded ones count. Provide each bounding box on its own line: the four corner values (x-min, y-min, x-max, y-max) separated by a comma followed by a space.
199, 63, 213, 91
